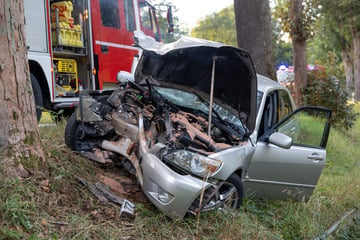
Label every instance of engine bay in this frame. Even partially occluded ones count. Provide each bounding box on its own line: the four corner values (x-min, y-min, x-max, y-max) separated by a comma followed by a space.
72, 83, 248, 170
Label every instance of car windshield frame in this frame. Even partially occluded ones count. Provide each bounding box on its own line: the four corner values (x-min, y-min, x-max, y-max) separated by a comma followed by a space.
257, 91, 263, 112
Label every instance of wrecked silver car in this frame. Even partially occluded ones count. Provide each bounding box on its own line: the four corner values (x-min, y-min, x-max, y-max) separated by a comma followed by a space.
65, 32, 331, 218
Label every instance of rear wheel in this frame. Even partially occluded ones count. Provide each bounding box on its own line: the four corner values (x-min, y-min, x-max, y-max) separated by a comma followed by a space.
30, 74, 43, 121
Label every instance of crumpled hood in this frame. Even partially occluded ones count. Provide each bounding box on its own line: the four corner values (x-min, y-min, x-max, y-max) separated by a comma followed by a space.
134, 31, 257, 132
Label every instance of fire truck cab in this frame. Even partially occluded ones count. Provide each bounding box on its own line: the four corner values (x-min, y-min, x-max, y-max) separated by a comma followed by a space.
24, 0, 161, 118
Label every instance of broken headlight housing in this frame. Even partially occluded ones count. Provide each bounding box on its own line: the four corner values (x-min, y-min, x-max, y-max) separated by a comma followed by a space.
164, 150, 222, 177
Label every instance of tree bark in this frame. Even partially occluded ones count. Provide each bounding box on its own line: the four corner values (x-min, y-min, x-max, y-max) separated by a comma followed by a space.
0, 0, 44, 177
341, 49, 354, 94
234, 0, 276, 80
292, 39, 307, 106
352, 28, 360, 101
289, 0, 307, 106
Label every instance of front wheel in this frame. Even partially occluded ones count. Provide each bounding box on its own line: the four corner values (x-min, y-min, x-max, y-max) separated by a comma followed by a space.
190, 173, 244, 213
65, 111, 85, 151
217, 174, 244, 209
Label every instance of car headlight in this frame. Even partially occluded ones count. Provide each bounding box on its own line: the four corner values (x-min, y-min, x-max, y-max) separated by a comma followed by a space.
164, 150, 222, 177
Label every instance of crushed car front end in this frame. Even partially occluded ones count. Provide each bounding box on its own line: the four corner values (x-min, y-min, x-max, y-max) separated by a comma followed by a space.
132, 31, 258, 217
66, 32, 258, 218
138, 118, 256, 217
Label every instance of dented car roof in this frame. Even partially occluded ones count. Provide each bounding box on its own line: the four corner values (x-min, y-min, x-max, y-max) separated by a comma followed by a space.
134, 31, 258, 131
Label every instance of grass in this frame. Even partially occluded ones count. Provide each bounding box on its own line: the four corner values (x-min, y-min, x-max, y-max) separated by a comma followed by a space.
1, 105, 360, 239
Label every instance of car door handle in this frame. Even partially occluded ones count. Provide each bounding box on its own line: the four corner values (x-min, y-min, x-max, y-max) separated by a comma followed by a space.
101, 45, 109, 53
307, 153, 324, 161
290, 127, 296, 134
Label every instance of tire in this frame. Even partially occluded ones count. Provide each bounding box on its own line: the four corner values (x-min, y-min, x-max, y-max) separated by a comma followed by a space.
30, 74, 43, 121
64, 111, 81, 150
192, 173, 244, 213
218, 173, 244, 209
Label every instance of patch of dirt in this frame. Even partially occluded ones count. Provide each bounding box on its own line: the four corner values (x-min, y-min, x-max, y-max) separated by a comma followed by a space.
98, 167, 148, 204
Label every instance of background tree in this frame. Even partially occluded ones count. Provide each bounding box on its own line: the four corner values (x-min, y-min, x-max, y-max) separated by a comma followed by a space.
234, 0, 275, 80
272, 19, 293, 69
191, 5, 292, 71
0, 0, 44, 177
191, 6, 237, 46
311, 1, 354, 94
335, 0, 360, 101
340, 0, 360, 101
274, 0, 317, 105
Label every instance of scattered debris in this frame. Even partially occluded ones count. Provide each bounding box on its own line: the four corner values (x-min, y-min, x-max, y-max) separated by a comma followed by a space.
80, 149, 113, 164
47, 220, 69, 226
76, 176, 136, 220
120, 200, 136, 220
17, 163, 31, 178
314, 208, 358, 239
40, 179, 50, 192
98, 173, 141, 196
99, 175, 126, 196
40, 218, 48, 226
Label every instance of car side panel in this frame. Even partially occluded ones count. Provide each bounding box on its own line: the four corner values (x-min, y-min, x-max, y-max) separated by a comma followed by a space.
244, 142, 326, 200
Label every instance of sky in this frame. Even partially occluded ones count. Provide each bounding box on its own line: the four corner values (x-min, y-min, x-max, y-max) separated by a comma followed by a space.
170, 0, 233, 31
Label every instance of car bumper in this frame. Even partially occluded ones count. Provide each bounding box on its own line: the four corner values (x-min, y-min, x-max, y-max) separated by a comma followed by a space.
141, 151, 210, 218
138, 115, 210, 218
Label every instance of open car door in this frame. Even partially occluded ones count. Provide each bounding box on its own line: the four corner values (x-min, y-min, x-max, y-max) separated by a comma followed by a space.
245, 107, 331, 201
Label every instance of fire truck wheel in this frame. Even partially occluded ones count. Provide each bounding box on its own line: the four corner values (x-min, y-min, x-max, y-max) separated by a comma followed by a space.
65, 111, 80, 150
30, 74, 43, 121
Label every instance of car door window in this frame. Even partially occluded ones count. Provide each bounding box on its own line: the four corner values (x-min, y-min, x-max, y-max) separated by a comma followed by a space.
278, 90, 293, 122
276, 107, 331, 148
259, 90, 294, 139
258, 92, 277, 138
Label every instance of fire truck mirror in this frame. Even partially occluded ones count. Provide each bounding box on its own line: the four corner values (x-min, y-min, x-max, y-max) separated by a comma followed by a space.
167, 6, 174, 34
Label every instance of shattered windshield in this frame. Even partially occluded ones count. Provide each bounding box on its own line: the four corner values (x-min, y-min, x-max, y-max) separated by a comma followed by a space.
154, 87, 246, 132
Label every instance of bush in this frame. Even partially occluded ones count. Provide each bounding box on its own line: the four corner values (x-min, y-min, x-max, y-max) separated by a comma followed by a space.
302, 71, 358, 130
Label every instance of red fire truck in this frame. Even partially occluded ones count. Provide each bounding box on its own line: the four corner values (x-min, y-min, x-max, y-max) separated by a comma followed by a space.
24, 0, 163, 119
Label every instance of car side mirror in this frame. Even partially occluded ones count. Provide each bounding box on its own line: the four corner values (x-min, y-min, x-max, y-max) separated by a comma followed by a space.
117, 71, 134, 84
268, 132, 292, 149
167, 6, 174, 34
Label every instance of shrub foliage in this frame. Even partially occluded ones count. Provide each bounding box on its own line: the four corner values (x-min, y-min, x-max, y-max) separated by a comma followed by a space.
302, 71, 358, 130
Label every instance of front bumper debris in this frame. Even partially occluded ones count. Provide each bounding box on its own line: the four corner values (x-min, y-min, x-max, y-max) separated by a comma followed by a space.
138, 114, 210, 218
141, 150, 210, 218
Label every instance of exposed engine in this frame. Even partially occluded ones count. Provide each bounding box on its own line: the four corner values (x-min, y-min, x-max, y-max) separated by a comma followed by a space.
72, 83, 247, 171
118, 84, 245, 152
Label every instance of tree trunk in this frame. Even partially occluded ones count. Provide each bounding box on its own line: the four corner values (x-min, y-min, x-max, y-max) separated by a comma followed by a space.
341, 49, 354, 94
234, 0, 276, 80
289, 0, 307, 106
292, 39, 307, 106
353, 28, 360, 101
0, 0, 45, 177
